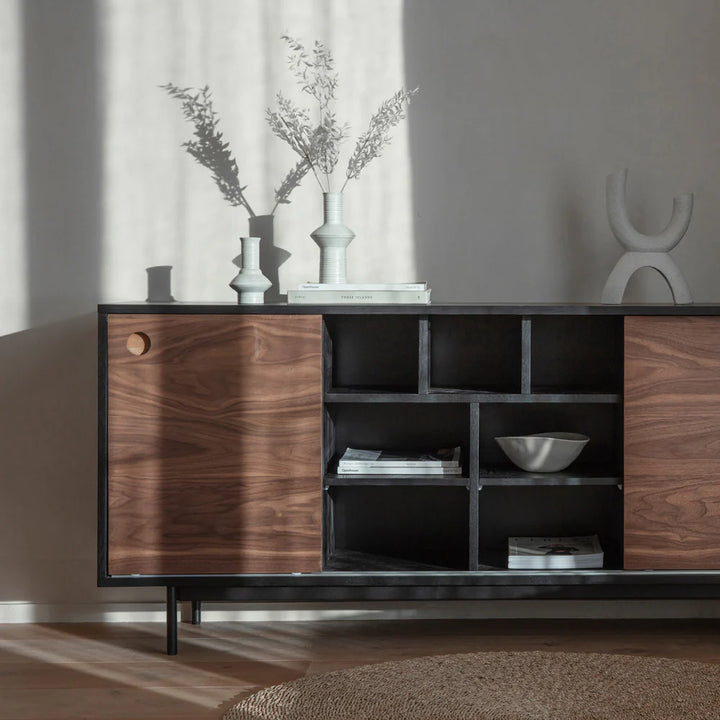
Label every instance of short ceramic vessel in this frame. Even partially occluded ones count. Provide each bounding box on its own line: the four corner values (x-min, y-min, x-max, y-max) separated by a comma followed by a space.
495, 432, 589, 473
229, 236, 272, 304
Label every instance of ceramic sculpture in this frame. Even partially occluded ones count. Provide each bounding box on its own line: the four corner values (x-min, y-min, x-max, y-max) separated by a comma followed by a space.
601, 168, 693, 304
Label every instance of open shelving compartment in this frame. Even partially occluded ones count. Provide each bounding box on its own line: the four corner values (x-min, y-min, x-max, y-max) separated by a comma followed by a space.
325, 484, 471, 571
478, 394, 623, 570
321, 310, 625, 574
477, 484, 624, 570
324, 402, 471, 481
323, 314, 420, 393
529, 315, 623, 394
323, 401, 472, 571
476, 397, 623, 571
429, 315, 522, 393
478, 402, 623, 484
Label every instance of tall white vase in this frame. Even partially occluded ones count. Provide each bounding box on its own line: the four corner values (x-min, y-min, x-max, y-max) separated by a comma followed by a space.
310, 192, 355, 284
229, 236, 272, 304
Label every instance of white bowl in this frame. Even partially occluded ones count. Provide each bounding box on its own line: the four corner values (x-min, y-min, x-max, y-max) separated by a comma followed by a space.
494, 432, 589, 473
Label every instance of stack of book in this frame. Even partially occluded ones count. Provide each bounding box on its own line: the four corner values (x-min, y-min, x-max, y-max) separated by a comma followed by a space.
507, 535, 604, 569
287, 282, 431, 304
337, 446, 462, 475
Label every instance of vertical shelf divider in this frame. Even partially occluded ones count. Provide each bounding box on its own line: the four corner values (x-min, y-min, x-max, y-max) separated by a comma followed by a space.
469, 403, 480, 570
322, 317, 333, 394
419, 316, 430, 394
322, 487, 335, 570
521, 316, 532, 394
321, 318, 335, 473
321, 317, 333, 570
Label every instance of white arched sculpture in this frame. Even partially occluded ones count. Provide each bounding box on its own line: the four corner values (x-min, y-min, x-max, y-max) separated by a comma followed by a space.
601, 168, 693, 304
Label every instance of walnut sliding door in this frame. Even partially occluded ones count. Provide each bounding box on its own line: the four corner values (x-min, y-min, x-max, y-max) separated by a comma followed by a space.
624, 316, 720, 569
105, 314, 323, 576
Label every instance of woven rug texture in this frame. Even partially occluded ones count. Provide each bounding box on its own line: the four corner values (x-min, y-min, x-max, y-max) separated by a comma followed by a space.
223, 650, 720, 719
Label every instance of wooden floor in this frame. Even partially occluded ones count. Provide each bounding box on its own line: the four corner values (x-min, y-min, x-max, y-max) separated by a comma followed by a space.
1, 618, 720, 719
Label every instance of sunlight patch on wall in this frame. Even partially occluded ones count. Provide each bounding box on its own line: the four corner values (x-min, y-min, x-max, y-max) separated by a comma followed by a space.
0, 0, 26, 335
100, 0, 415, 303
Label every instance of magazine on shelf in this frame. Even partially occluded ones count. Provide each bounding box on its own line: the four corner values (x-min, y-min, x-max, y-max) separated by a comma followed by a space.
287, 289, 431, 304
299, 282, 427, 291
507, 535, 604, 569
338, 446, 461, 468
336, 465, 463, 476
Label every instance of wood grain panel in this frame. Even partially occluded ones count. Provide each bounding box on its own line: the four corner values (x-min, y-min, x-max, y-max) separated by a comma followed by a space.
106, 314, 322, 576
624, 316, 720, 569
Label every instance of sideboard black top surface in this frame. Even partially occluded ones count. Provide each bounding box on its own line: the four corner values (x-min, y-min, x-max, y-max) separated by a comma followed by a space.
98, 302, 720, 316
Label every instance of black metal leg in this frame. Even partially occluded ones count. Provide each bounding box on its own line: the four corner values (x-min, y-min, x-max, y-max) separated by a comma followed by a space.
191, 600, 202, 625
166, 586, 178, 655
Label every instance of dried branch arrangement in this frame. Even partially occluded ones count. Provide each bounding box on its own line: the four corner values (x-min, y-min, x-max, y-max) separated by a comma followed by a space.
267, 35, 418, 193
162, 35, 417, 210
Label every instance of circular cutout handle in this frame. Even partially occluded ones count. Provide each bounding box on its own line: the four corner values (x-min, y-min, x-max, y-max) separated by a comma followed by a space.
126, 332, 151, 356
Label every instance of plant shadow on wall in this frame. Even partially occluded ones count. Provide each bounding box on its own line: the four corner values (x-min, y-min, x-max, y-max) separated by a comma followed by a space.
163, 35, 417, 296
161, 82, 298, 303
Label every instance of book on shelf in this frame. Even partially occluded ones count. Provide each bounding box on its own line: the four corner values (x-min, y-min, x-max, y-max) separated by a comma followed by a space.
338, 446, 461, 468
336, 464, 463, 476
507, 535, 604, 570
287, 288, 431, 304
299, 281, 427, 291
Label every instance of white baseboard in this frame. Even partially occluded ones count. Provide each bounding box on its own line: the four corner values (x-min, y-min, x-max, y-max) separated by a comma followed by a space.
2, 599, 720, 623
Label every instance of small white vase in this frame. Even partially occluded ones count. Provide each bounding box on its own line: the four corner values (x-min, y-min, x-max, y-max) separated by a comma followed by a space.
310, 192, 355, 284
229, 236, 272, 304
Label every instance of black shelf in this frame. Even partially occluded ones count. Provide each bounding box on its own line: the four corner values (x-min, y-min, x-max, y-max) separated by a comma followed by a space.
100, 302, 720, 316
325, 549, 454, 572
528, 388, 621, 401
325, 391, 621, 404
478, 467, 621, 487
326, 387, 419, 398
476, 546, 623, 572
325, 391, 445, 403
326, 473, 469, 487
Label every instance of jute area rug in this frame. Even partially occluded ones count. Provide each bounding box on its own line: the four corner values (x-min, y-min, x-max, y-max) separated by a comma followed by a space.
223, 650, 720, 719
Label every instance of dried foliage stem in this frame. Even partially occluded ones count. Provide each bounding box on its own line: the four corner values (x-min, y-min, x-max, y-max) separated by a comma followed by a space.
281, 116, 327, 193
341, 88, 419, 192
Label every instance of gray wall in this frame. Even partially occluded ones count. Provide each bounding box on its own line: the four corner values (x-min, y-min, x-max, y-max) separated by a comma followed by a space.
2, 0, 720, 621
405, 0, 720, 303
